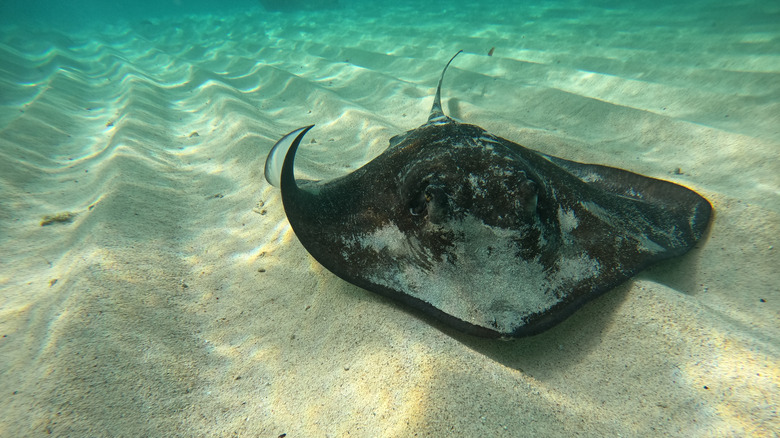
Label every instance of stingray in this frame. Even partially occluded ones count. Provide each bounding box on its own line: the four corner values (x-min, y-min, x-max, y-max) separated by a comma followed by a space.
263, 51, 712, 338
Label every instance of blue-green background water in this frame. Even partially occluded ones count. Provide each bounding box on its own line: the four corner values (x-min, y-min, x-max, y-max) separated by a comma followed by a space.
1, 0, 256, 28
4, 0, 777, 30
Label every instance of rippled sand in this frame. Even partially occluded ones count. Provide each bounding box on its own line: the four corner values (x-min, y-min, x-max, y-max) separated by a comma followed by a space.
1, 2, 778, 436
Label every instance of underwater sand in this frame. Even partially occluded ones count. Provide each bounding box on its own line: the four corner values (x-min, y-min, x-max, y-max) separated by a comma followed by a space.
0, 1, 778, 436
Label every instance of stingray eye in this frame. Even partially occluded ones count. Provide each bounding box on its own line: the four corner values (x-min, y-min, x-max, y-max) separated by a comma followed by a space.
409, 190, 430, 216
409, 184, 451, 224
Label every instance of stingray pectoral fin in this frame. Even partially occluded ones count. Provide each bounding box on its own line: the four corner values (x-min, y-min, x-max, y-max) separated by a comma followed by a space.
542, 153, 712, 240
264, 125, 314, 187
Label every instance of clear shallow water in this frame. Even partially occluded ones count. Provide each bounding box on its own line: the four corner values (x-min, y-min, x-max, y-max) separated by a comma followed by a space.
0, 0, 778, 436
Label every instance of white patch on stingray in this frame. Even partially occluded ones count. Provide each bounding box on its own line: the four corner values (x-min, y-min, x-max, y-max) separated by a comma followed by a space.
626, 187, 643, 199
480, 135, 501, 145
356, 223, 407, 254
557, 207, 579, 234
552, 253, 601, 287
468, 173, 487, 197
360, 215, 601, 334
580, 172, 603, 183
580, 200, 615, 226
635, 234, 666, 254
341, 223, 433, 268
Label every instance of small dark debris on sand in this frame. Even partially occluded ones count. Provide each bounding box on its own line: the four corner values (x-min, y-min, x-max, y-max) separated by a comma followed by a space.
41, 212, 77, 226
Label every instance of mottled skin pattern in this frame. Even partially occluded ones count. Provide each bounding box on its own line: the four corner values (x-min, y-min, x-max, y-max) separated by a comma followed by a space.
266, 53, 712, 338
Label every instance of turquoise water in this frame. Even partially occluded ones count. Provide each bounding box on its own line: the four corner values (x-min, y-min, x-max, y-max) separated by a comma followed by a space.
1, 0, 257, 29
1, 0, 778, 436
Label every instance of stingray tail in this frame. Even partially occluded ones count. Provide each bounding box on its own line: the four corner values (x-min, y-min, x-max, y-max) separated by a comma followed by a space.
264, 125, 315, 188
427, 50, 463, 124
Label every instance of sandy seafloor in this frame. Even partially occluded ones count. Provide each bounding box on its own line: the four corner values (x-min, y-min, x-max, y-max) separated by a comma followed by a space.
1, 0, 778, 436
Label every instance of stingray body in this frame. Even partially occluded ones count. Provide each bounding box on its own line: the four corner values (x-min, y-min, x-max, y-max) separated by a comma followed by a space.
264, 51, 712, 338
